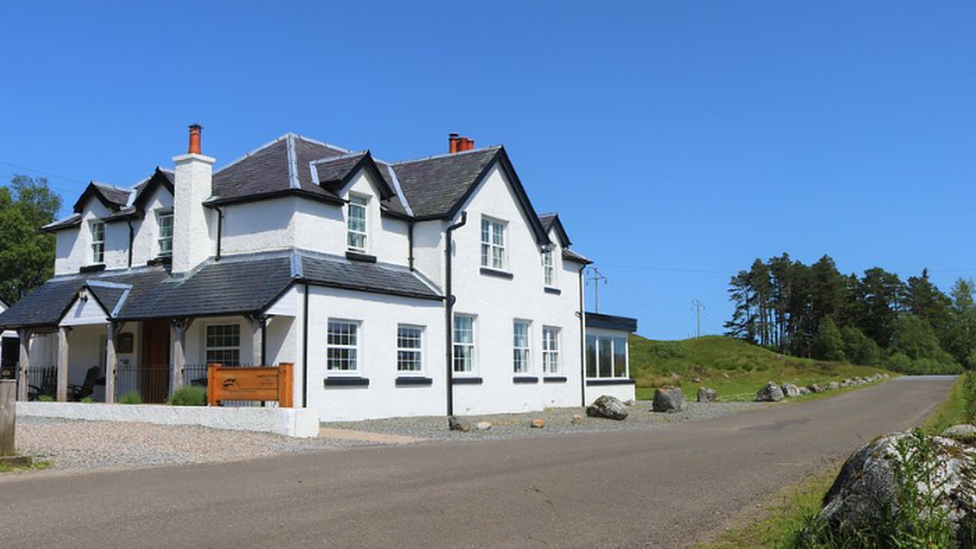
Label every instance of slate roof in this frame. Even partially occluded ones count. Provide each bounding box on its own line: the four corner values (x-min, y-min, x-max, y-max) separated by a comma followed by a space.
42, 213, 83, 232
391, 147, 502, 218
538, 212, 572, 247
0, 251, 441, 329
93, 183, 133, 207
562, 248, 591, 264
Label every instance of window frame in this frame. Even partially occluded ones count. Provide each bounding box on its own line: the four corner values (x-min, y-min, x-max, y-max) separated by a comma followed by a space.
327, 319, 362, 375
90, 220, 105, 264
346, 194, 369, 253
452, 314, 477, 374
480, 216, 507, 271
585, 331, 629, 379
513, 320, 532, 374
156, 210, 174, 258
204, 323, 242, 366
542, 246, 557, 288
542, 326, 561, 375
396, 324, 425, 374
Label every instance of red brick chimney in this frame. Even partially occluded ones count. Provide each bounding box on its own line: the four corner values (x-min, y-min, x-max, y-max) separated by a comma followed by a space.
188, 124, 203, 154
450, 134, 476, 153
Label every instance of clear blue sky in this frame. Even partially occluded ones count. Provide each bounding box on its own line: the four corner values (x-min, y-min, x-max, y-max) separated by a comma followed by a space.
1, 1, 973, 340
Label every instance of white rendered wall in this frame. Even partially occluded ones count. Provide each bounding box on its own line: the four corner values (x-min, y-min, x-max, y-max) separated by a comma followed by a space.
54, 201, 122, 274
305, 286, 446, 422
220, 197, 296, 256
448, 162, 585, 415
172, 153, 216, 273
130, 185, 174, 266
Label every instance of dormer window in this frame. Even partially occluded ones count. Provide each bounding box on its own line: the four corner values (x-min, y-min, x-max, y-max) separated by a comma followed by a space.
542, 247, 556, 287
481, 217, 506, 270
157, 211, 173, 257
90, 221, 105, 264
347, 195, 368, 253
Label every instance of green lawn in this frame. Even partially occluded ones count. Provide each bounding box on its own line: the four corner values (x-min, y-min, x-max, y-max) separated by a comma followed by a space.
630, 335, 890, 402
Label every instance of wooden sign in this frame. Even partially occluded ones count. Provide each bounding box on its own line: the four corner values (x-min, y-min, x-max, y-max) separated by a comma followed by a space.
207, 362, 293, 407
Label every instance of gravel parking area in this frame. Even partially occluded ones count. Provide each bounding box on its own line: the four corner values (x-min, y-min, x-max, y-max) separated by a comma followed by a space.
327, 400, 770, 442
8, 400, 767, 475
12, 417, 373, 473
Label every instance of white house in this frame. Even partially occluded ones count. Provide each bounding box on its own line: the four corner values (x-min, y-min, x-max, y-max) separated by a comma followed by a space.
0, 127, 636, 421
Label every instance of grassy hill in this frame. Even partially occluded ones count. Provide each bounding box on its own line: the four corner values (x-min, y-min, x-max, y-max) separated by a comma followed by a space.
629, 335, 890, 401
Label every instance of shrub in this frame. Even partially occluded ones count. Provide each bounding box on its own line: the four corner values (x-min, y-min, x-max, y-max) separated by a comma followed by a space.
965, 372, 976, 424
841, 326, 880, 366
38, 395, 54, 402
80, 396, 95, 403
647, 341, 687, 360
119, 391, 142, 405
167, 386, 206, 406
812, 317, 846, 362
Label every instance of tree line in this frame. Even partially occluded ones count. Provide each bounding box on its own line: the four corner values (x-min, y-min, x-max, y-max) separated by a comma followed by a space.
0, 175, 61, 305
724, 254, 976, 374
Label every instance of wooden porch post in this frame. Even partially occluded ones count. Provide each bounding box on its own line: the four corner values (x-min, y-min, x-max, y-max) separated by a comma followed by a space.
246, 315, 264, 366
56, 327, 69, 402
15, 329, 31, 402
170, 318, 193, 396
104, 322, 120, 404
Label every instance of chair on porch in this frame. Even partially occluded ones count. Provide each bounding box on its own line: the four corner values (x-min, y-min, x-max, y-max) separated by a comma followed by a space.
68, 366, 101, 401
28, 366, 57, 400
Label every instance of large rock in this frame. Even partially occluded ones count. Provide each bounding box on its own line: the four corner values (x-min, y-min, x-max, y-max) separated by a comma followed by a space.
652, 387, 685, 413
807, 383, 823, 394
697, 387, 718, 403
828, 382, 841, 391
781, 383, 801, 398
755, 381, 784, 402
943, 424, 976, 443
448, 416, 471, 432
811, 431, 976, 545
586, 395, 629, 420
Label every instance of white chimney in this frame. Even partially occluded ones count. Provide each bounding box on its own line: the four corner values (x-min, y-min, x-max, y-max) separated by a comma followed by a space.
172, 124, 216, 273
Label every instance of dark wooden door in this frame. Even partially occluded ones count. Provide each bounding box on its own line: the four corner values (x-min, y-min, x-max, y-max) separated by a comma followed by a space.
141, 321, 170, 403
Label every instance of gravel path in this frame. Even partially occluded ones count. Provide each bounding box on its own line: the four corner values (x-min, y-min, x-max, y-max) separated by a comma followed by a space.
10, 400, 767, 475
327, 399, 770, 442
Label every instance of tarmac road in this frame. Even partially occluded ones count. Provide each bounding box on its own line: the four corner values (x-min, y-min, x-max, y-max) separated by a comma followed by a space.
0, 376, 954, 549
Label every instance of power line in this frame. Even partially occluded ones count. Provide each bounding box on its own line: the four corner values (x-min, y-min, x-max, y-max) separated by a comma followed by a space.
585, 267, 608, 313
0, 160, 89, 186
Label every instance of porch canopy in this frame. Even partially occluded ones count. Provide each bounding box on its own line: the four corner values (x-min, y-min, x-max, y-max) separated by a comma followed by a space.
0, 250, 442, 402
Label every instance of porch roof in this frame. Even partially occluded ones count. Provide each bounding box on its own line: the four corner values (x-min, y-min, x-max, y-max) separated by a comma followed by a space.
0, 250, 442, 329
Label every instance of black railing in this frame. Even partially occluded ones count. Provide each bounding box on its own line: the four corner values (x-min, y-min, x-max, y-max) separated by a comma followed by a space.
115, 363, 170, 404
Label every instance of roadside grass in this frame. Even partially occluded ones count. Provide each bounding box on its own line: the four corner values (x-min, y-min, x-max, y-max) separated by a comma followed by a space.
631, 335, 890, 402
695, 464, 840, 549
924, 372, 971, 435
0, 459, 51, 474
696, 373, 969, 549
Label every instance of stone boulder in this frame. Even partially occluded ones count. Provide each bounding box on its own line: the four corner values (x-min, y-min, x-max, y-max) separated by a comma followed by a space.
448, 416, 471, 432
697, 387, 718, 403
586, 395, 630, 420
530, 419, 546, 429
781, 383, 801, 398
807, 383, 823, 394
798, 387, 811, 396
811, 431, 976, 545
943, 424, 976, 443
476, 421, 492, 431
828, 382, 840, 391
652, 387, 685, 413
755, 381, 784, 402
571, 414, 583, 425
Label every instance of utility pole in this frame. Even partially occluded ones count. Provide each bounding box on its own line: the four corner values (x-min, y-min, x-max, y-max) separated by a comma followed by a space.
585, 268, 608, 313
691, 299, 705, 338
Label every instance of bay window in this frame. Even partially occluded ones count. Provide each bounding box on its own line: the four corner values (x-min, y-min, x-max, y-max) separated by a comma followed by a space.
585, 334, 628, 379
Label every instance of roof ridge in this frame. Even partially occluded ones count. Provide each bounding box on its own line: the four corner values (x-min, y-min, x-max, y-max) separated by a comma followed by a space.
213, 134, 289, 175
291, 134, 356, 155
385, 163, 414, 217
391, 145, 502, 166
308, 150, 368, 167
286, 134, 300, 190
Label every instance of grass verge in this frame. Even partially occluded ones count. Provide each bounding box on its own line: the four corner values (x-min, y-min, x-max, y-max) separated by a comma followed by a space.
0, 459, 51, 474
695, 464, 840, 549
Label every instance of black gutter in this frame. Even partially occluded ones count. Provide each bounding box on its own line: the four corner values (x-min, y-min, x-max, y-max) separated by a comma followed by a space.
302, 283, 309, 408
260, 315, 267, 366
578, 263, 587, 407
408, 221, 415, 271
445, 212, 467, 417
214, 205, 224, 261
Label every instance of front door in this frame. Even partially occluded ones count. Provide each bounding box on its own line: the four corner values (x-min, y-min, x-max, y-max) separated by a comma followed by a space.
141, 321, 170, 403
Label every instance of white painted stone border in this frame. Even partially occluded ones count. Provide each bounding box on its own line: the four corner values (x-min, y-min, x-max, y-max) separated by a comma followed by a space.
18, 402, 321, 438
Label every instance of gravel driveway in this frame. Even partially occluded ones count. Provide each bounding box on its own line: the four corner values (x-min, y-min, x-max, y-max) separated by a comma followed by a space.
10, 400, 767, 475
